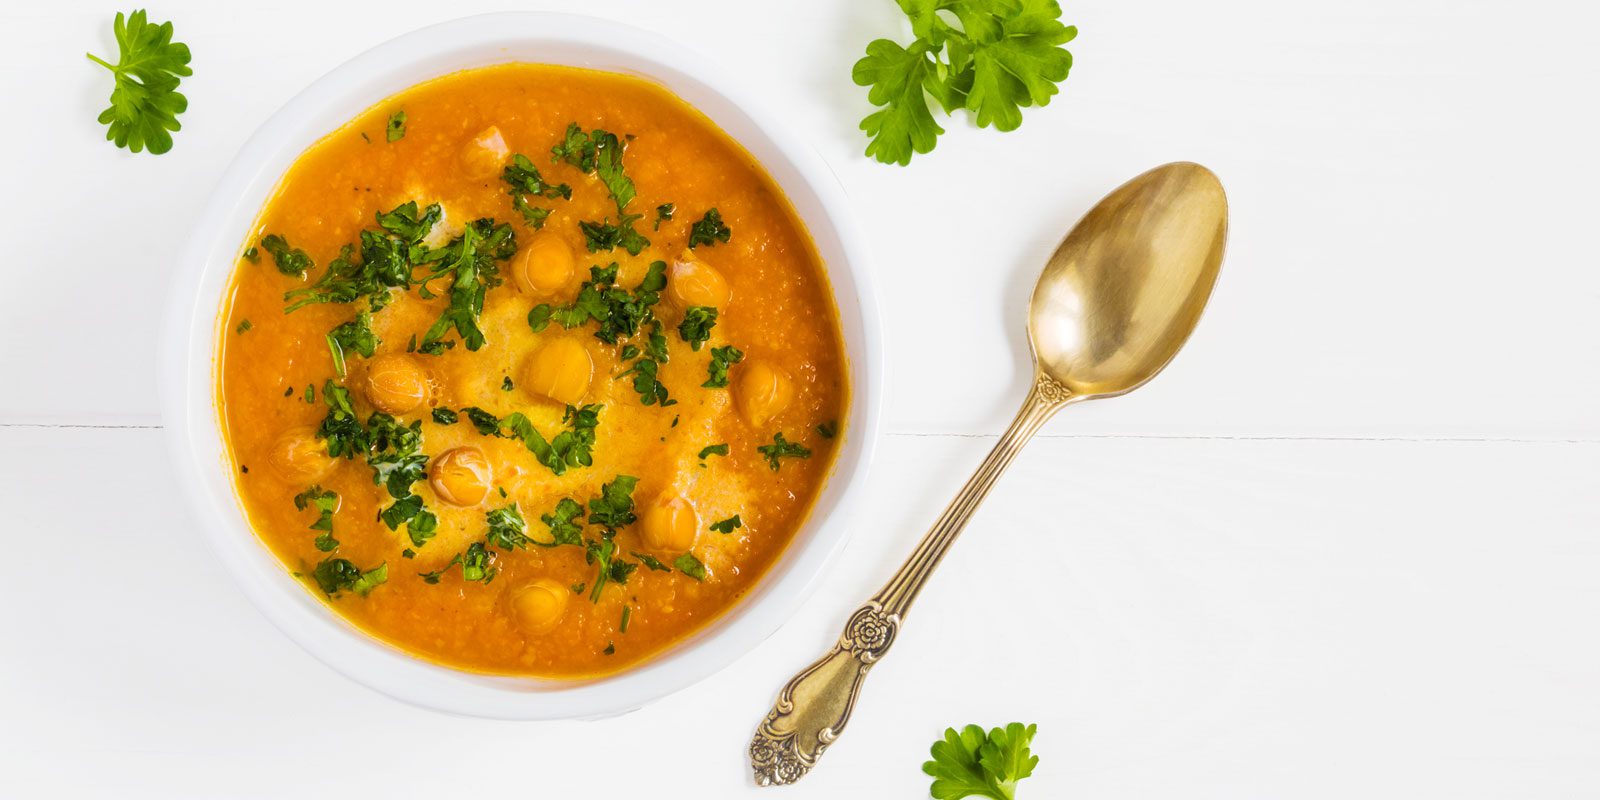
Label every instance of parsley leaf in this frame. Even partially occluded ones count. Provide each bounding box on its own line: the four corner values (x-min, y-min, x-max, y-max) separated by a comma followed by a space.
588, 475, 639, 530
757, 432, 812, 471
703, 345, 744, 389
325, 308, 380, 378
484, 504, 531, 550
698, 443, 729, 461
686, 208, 731, 249
584, 537, 637, 602
677, 306, 717, 351
293, 486, 339, 552
463, 404, 603, 476
386, 110, 406, 142
554, 124, 651, 255
653, 203, 675, 230
923, 723, 1039, 800
673, 552, 708, 581
503, 153, 571, 229
431, 408, 458, 425
630, 551, 671, 571
538, 498, 586, 547
817, 420, 838, 439
85, 10, 192, 155
260, 234, 313, 278
313, 557, 387, 597
315, 380, 363, 459
853, 0, 1077, 165
710, 515, 742, 534
235, 319, 252, 335
415, 220, 518, 353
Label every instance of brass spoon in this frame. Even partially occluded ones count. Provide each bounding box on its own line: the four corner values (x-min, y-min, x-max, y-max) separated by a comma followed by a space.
749, 162, 1230, 785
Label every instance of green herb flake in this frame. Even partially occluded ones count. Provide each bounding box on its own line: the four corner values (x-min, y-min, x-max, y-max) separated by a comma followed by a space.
620, 605, 632, 633
703, 345, 744, 389
630, 551, 671, 572
431, 408, 458, 425
501, 376, 514, 391
687, 208, 731, 249
386, 110, 406, 142
710, 515, 743, 534
677, 306, 717, 351
293, 486, 340, 551
85, 10, 192, 155
260, 234, 313, 278
243, 246, 259, 263
757, 432, 812, 471
673, 552, 708, 581
312, 557, 387, 597
235, 319, 252, 335
653, 203, 675, 230
698, 443, 729, 461
817, 421, 838, 439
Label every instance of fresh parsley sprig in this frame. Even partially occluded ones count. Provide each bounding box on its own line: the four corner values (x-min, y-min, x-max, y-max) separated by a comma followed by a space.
86, 10, 192, 155
923, 723, 1039, 800
852, 0, 1077, 165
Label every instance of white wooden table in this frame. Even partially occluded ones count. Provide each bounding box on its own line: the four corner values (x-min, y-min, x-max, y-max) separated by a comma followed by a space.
3, 1, 1596, 796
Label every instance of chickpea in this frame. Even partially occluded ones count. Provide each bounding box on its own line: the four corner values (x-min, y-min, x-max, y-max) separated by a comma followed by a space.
510, 579, 570, 634
640, 493, 699, 553
429, 446, 492, 506
669, 252, 731, 309
363, 354, 428, 415
266, 426, 337, 483
735, 360, 795, 427
523, 338, 593, 406
461, 126, 510, 180
513, 234, 575, 294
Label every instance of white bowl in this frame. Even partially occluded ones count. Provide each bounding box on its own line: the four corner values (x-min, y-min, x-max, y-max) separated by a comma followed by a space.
161, 12, 881, 720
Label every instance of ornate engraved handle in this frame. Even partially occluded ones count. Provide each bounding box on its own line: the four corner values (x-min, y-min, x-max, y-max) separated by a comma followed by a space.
750, 373, 1072, 786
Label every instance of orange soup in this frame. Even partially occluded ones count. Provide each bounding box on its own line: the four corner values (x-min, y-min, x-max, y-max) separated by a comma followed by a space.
216, 64, 847, 678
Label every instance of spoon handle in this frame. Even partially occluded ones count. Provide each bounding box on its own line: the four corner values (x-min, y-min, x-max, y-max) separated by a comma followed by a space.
749, 372, 1072, 786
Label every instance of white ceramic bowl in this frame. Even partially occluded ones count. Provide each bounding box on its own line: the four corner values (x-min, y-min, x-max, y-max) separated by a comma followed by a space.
161, 12, 880, 720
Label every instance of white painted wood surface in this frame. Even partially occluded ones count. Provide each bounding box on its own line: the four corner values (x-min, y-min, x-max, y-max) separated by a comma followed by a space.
1, 0, 1595, 797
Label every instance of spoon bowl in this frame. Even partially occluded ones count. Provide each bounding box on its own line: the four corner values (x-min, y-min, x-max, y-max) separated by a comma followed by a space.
1029, 162, 1228, 398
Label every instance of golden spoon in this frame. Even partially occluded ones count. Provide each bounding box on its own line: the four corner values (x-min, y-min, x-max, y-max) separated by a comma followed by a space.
749, 162, 1230, 785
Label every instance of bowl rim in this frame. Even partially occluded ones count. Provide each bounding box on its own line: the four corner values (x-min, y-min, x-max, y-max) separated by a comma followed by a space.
159, 11, 882, 720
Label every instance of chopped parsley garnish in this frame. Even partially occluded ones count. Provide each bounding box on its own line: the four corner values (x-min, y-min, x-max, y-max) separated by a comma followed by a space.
603, 641, 616, 655
673, 552, 708, 581
304, 384, 314, 404
817, 421, 838, 439
923, 723, 1040, 800
620, 605, 632, 633
502, 153, 572, 229
710, 515, 742, 534
236, 319, 252, 334
757, 432, 812, 471
703, 344, 744, 388
325, 307, 380, 377
584, 537, 637, 602
243, 246, 259, 263
617, 330, 674, 406
484, 504, 531, 550
414, 220, 518, 354
312, 557, 387, 597
431, 408, 458, 425
587, 475, 639, 530
293, 486, 340, 552
420, 542, 496, 584
854, 0, 1076, 165
653, 203, 674, 230
538, 498, 586, 547
260, 234, 313, 278
315, 380, 363, 458
698, 443, 729, 461
284, 201, 442, 311
501, 376, 514, 391
677, 306, 717, 351
461, 404, 603, 476
85, 10, 192, 155
385, 110, 405, 141
630, 551, 671, 571
552, 123, 650, 255
686, 208, 731, 249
